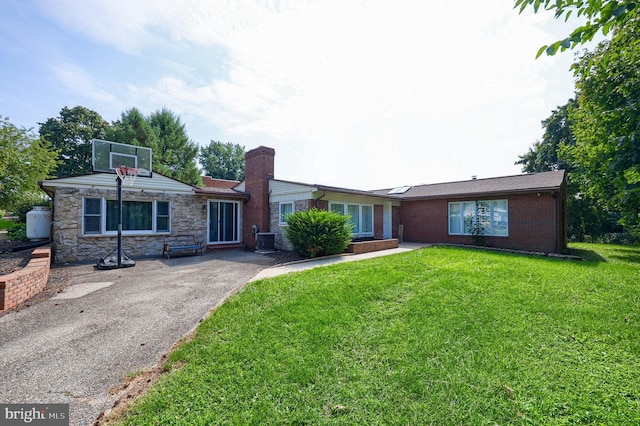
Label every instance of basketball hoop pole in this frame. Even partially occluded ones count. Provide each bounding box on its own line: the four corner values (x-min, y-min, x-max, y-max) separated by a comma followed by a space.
117, 174, 123, 268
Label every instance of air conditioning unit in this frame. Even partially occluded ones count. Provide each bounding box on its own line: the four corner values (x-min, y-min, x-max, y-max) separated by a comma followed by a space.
256, 232, 275, 253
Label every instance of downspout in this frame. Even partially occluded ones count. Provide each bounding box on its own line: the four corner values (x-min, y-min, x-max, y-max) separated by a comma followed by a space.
552, 191, 558, 253
38, 181, 55, 245
315, 191, 326, 209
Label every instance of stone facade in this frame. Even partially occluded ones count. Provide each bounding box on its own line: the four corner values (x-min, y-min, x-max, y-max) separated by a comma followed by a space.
269, 199, 315, 251
52, 187, 207, 263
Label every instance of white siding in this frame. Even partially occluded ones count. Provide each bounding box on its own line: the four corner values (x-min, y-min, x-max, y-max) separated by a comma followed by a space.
41, 173, 195, 195
269, 180, 316, 202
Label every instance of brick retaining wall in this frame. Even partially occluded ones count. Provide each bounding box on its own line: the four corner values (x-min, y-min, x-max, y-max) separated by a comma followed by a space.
0, 247, 51, 312
347, 238, 399, 254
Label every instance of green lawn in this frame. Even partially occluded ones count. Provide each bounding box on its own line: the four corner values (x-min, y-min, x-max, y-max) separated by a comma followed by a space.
118, 244, 640, 425
0, 218, 16, 230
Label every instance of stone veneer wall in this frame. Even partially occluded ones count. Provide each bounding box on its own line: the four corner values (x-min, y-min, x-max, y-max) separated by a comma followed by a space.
270, 200, 314, 251
52, 188, 207, 263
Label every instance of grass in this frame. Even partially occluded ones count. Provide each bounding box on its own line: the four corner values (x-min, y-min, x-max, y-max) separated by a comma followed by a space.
118, 243, 640, 425
0, 218, 16, 230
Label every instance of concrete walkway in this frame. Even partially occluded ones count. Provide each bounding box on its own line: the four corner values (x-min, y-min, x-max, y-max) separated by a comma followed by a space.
0, 244, 426, 425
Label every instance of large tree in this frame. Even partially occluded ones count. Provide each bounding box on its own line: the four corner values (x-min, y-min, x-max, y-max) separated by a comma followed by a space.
516, 100, 619, 239
515, 0, 638, 56
39, 106, 110, 177
566, 15, 640, 235
0, 116, 59, 210
199, 141, 245, 181
107, 107, 158, 149
516, 100, 576, 173
147, 108, 201, 185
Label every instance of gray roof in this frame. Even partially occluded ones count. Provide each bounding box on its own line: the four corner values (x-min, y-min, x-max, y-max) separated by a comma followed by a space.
371, 170, 566, 200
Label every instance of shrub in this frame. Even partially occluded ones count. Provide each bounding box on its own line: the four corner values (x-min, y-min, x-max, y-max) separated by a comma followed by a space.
284, 208, 353, 258
8, 223, 27, 241
12, 193, 50, 223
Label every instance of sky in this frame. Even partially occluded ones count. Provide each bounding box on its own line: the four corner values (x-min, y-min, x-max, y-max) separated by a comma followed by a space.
0, 0, 602, 190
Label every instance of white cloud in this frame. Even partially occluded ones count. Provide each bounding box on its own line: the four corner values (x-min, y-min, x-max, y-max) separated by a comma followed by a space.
38, 0, 584, 188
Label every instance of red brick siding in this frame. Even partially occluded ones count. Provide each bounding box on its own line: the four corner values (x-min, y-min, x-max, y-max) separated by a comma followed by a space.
0, 248, 51, 312
374, 205, 383, 238
243, 147, 275, 247
399, 192, 564, 253
392, 206, 401, 239
315, 199, 329, 211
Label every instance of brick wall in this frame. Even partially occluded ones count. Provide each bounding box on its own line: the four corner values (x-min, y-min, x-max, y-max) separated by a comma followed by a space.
0, 247, 51, 312
374, 205, 383, 239
244, 146, 275, 247
399, 192, 564, 253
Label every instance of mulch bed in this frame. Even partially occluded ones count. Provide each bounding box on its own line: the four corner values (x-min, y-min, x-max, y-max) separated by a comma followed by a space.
0, 240, 73, 316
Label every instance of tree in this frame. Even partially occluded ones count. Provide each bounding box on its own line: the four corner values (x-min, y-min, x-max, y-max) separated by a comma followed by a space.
514, 0, 638, 56
107, 107, 158, 149
147, 108, 201, 185
0, 116, 59, 210
566, 15, 640, 236
516, 100, 576, 173
39, 106, 110, 177
516, 100, 620, 239
199, 141, 245, 181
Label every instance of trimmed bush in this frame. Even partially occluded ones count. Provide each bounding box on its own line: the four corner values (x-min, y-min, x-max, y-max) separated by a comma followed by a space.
284, 208, 353, 258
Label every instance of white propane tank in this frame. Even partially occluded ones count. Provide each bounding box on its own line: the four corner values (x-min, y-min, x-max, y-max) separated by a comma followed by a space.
26, 206, 52, 240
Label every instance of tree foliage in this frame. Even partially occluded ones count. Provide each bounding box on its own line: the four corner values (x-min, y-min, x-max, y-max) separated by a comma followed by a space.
516, 100, 576, 173
284, 208, 353, 258
199, 141, 245, 181
107, 107, 202, 185
0, 116, 59, 210
518, 16, 640, 238
147, 108, 201, 185
514, 0, 638, 57
39, 106, 109, 177
108, 107, 158, 149
566, 15, 640, 235
0, 116, 58, 210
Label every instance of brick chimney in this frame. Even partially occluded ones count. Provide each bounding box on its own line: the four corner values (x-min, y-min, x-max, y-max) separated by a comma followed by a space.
244, 146, 275, 247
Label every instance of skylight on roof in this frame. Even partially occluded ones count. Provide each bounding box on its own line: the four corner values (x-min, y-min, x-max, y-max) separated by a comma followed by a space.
388, 185, 411, 194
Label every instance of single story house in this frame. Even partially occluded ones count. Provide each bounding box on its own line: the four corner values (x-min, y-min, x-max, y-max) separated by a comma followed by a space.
40, 146, 566, 263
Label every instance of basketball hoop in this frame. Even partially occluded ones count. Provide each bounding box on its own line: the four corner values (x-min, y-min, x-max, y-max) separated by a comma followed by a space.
115, 166, 139, 186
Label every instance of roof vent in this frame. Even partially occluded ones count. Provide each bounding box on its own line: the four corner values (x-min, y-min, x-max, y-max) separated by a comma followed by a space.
388, 185, 411, 194
471, 175, 477, 180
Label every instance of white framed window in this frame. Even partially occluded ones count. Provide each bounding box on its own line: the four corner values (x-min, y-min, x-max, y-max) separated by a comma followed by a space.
448, 200, 508, 237
279, 202, 294, 225
329, 202, 374, 236
83, 198, 103, 234
83, 197, 171, 235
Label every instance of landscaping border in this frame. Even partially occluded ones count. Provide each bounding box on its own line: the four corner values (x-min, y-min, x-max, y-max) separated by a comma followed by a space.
0, 247, 51, 312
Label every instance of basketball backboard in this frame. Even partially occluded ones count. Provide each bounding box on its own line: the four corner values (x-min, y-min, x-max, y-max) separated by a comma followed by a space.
92, 139, 152, 177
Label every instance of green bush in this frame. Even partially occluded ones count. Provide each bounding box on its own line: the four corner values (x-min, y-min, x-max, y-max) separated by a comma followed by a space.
284, 208, 353, 258
8, 223, 27, 241
13, 193, 50, 223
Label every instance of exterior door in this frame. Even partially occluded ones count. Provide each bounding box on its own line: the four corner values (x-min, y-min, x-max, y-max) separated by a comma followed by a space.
383, 201, 392, 239
208, 201, 240, 244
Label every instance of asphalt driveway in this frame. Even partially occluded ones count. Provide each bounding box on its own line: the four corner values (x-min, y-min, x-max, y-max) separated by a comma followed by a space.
0, 249, 282, 426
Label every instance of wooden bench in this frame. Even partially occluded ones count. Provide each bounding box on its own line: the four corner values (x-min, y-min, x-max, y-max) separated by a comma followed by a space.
162, 235, 204, 258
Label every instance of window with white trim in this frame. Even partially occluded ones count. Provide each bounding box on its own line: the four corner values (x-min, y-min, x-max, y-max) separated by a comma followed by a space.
279, 202, 294, 225
448, 200, 508, 236
329, 202, 374, 236
83, 197, 171, 235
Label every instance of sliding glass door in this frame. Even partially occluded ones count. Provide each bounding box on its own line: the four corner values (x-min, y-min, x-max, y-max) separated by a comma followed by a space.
208, 201, 240, 244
